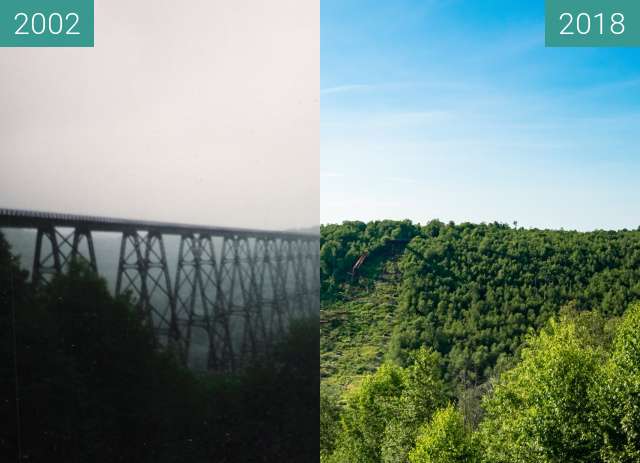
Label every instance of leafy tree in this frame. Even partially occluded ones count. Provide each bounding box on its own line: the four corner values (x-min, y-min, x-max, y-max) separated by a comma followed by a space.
324, 306, 640, 463
478, 316, 608, 463
381, 348, 448, 463
327, 348, 448, 463
596, 303, 640, 462
338, 363, 406, 462
409, 405, 478, 463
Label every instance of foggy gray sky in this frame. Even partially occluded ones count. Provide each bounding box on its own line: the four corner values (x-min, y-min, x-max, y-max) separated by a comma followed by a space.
0, 1, 319, 230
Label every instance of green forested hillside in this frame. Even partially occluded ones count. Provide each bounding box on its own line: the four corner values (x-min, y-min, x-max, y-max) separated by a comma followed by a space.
321, 220, 640, 462
321, 220, 640, 389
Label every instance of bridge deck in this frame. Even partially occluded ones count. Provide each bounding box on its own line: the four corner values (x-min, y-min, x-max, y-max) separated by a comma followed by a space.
0, 208, 316, 240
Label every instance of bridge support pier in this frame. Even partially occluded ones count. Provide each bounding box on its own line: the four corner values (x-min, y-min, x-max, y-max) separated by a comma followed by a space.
32, 226, 97, 285
33, 227, 60, 285
72, 228, 97, 273
115, 231, 177, 346
214, 236, 253, 370
265, 238, 290, 340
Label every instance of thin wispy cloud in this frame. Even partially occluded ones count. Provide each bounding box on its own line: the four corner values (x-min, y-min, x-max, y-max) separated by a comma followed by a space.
321, 84, 376, 95
322, 109, 454, 130
321, 81, 473, 96
384, 110, 453, 121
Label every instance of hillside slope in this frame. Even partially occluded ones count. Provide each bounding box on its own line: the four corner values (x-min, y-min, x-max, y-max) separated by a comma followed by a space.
321, 220, 640, 390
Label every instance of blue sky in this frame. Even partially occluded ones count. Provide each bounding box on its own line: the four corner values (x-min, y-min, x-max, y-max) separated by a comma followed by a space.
321, 0, 640, 230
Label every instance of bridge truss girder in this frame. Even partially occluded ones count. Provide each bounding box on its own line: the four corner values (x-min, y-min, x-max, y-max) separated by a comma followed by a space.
173, 234, 319, 371
115, 230, 178, 347
27, 223, 319, 372
33, 226, 97, 286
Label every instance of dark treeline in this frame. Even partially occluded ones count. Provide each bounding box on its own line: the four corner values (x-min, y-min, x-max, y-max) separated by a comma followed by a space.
321, 220, 640, 462
0, 232, 319, 462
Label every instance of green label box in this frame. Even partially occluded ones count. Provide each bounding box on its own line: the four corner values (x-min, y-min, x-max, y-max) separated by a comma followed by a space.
0, 0, 93, 47
546, 0, 640, 47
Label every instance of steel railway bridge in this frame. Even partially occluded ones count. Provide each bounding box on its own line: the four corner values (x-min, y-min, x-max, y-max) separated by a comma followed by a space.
0, 208, 319, 371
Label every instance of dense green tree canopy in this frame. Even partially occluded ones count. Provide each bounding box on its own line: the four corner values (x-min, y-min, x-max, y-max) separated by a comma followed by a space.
324, 348, 447, 463
478, 314, 608, 462
322, 305, 640, 463
321, 220, 640, 387
409, 405, 478, 463
321, 220, 640, 463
